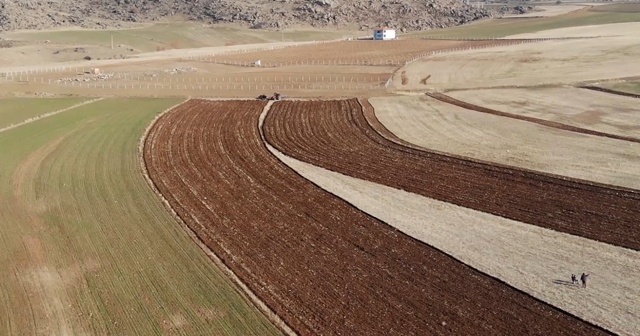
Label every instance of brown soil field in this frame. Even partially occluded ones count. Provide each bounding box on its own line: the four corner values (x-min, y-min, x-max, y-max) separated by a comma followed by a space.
143, 99, 609, 336
428, 92, 640, 143
202, 39, 534, 67
263, 99, 640, 251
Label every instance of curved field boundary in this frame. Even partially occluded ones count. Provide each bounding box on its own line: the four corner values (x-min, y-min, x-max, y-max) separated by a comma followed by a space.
266, 134, 640, 336
359, 97, 639, 187
144, 99, 610, 335
139, 99, 294, 336
579, 85, 640, 99
263, 99, 640, 251
0, 98, 103, 134
427, 92, 640, 144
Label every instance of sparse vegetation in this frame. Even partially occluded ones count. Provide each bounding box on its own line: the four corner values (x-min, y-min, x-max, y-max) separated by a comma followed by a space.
406, 8, 640, 38
3, 23, 358, 53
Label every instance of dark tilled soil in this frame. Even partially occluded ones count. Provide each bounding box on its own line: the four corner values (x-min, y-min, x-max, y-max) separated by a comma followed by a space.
144, 99, 610, 336
263, 98, 640, 251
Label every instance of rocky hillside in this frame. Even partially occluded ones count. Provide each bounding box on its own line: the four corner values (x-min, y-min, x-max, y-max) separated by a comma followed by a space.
0, 0, 494, 32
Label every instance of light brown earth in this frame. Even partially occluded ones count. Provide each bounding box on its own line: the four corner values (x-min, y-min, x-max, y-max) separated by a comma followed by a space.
392, 23, 640, 91
9, 62, 392, 97
0, 38, 532, 98
446, 87, 640, 138
203, 39, 526, 66
369, 95, 640, 189
500, 5, 589, 18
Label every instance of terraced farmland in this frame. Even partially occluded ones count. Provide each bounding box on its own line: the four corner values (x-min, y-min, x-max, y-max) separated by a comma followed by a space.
0, 98, 280, 335
144, 99, 611, 335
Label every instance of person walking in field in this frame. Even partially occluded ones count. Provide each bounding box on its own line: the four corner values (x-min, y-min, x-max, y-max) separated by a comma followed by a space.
571, 274, 578, 285
580, 273, 589, 288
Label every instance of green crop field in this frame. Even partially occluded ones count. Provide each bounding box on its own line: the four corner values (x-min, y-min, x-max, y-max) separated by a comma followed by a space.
0, 98, 281, 335
405, 7, 640, 38
0, 98, 87, 130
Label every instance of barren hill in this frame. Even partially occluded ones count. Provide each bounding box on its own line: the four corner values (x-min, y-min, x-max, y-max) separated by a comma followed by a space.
0, 0, 491, 32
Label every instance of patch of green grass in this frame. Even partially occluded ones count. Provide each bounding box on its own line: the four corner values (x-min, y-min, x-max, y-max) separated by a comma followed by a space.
0, 98, 87, 129
605, 81, 640, 94
0, 98, 281, 335
5, 23, 358, 53
405, 10, 640, 38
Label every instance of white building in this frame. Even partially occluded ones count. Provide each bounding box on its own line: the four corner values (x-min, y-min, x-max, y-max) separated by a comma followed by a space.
373, 28, 396, 40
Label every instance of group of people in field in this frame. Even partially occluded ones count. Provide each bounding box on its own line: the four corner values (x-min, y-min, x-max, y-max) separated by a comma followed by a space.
571, 273, 590, 288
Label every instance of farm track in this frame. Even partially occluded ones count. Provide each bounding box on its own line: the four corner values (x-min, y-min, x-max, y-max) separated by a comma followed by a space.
263, 99, 640, 251
144, 99, 610, 335
579, 85, 640, 99
427, 93, 640, 144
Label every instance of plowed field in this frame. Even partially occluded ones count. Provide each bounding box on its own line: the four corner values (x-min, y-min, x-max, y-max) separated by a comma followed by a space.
263, 99, 640, 251
144, 99, 609, 335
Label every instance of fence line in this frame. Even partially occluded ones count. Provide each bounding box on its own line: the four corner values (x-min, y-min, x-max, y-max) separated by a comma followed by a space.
0, 38, 548, 77
48, 81, 385, 91
194, 38, 546, 69
1, 38, 552, 92
12, 75, 387, 84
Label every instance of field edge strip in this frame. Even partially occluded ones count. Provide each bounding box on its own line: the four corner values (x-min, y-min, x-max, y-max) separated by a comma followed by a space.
578, 85, 640, 99
260, 99, 616, 335
0, 98, 104, 134
427, 92, 640, 144
138, 98, 295, 336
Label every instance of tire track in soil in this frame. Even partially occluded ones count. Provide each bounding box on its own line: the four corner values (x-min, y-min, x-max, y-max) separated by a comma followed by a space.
427, 92, 640, 144
262, 99, 640, 252
144, 99, 611, 336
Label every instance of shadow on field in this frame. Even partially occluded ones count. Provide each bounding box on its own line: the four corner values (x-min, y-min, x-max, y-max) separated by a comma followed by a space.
553, 279, 579, 288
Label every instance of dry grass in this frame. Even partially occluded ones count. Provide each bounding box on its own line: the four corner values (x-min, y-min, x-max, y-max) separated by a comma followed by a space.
446, 87, 640, 138
395, 24, 640, 91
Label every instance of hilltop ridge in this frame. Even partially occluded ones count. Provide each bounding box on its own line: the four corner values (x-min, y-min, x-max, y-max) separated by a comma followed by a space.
0, 0, 491, 32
